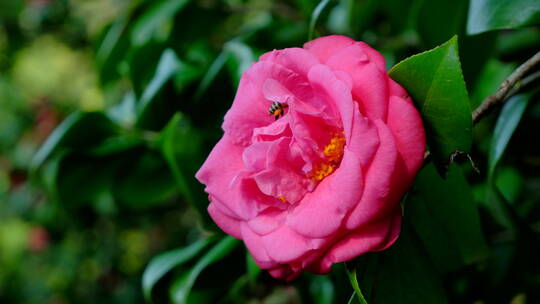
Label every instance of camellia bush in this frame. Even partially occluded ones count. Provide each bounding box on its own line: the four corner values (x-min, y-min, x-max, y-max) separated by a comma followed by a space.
1, 0, 540, 303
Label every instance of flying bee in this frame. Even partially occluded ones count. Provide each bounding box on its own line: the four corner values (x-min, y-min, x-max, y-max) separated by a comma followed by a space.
268, 102, 288, 120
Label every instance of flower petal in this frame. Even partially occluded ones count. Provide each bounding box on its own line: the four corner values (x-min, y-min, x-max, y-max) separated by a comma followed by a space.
260, 47, 320, 77
195, 135, 259, 220
326, 44, 389, 121
387, 96, 426, 181
345, 120, 399, 230
208, 203, 242, 239
317, 210, 401, 272
222, 61, 307, 146
287, 149, 363, 238
303, 35, 355, 63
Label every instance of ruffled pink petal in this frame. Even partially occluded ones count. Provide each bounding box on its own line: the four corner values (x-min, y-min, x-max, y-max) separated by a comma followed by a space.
208, 203, 242, 239
241, 223, 276, 268
260, 47, 320, 77
247, 207, 286, 235
303, 35, 355, 63
345, 105, 380, 169
388, 78, 409, 98
307, 64, 354, 140
286, 150, 363, 238
195, 135, 259, 220
345, 120, 399, 230
222, 61, 308, 146
316, 209, 402, 272
261, 225, 324, 263
387, 96, 426, 180
357, 41, 387, 72
325, 44, 389, 121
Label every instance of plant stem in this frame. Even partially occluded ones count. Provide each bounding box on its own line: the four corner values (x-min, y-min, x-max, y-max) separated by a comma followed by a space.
472, 50, 540, 124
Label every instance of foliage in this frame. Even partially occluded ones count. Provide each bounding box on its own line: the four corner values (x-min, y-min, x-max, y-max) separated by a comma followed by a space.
0, 0, 539, 303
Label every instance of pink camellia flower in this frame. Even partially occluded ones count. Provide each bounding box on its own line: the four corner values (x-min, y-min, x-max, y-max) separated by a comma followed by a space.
196, 35, 425, 280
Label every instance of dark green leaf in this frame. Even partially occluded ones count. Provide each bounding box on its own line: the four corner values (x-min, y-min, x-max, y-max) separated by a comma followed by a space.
224, 41, 256, 87
137, 49, 181, 118
309, 275, 335, 304
142, 237, 216, 303
488, 94, 529, 180
131, 0, 190, 46
246, 252, 261, 285
169, 236, 240, 304
467, 0, 540, 35
416, 0, 468, 47
389, 36, 472, 174
193, 51, 229, 102
30, 112, 117, 171
359, 225, 448, 304
159, 113, 206, 215
308, 0, 332, 40
408, 163, 489, 273
112, 151, 177, 207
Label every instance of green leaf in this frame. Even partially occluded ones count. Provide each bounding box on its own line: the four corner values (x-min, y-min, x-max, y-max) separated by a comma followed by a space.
389, 36, 472, 174
131, 0, 190, 46
407, 163, 489, 273
356, 225, 448, 303
467, 0, 540, 35
246, 252, 261, 285
224, 41, 257, 87
488, 94, 529, 180
54, 154, 117, 206
159, 113, 206, 216
169, 236, 240, 304
112, 151, 177, 207
142, 237, 216, 303
31, 112, 117, 171
416, 0, 468, 47
309, 275, 335, 304
137, 49, 181, 118
309, 0, 332, 40
193, 51, 229, 102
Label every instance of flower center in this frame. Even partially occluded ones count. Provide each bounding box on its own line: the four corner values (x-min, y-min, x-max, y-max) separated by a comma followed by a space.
309, 132, 346, 182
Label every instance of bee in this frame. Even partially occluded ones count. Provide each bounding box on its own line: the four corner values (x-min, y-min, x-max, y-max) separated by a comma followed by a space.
268, 102, 288, 120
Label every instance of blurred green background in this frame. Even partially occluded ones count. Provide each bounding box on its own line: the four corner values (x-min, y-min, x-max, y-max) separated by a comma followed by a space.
0, 0, 539, 303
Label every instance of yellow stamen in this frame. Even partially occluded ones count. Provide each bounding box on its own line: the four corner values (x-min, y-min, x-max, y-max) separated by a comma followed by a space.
309, 132, 346, 182
323, 133, 346, 162
278, 196, 287, 203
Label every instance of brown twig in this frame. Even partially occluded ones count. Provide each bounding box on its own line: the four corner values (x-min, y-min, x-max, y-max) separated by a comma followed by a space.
472, 50, 540, 124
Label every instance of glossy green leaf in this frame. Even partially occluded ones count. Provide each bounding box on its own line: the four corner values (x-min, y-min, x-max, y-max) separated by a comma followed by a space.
467, 0, 540, 35
416, 0, 468, 47
355, 225, 448, 303
54, 154, 117, 206
131, 0, 190, 46
137, 49, 181, 118
30, 112, 117, 171
169, 236, 240, 304
112, 151, 177, 207
407, 163, 489, 273
309, 276, 335, 304
224, 41, 256, 87
159, 113, 206, 216
309, 0, 332, 40
389, 36, 472, 174
193, 51, 229, 102
488, 94, 529, 180
142, 237, 216, 303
